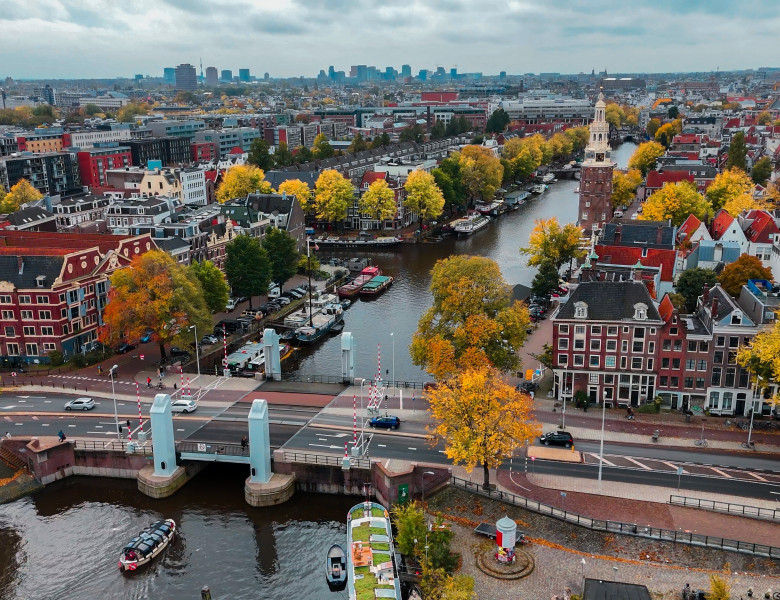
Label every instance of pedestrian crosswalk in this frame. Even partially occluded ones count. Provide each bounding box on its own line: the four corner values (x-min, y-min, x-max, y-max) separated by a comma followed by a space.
50, 374, 136, 387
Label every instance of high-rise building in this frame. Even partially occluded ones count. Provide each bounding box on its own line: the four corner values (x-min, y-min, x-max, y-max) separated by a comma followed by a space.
450, 68, 458, 79
221, 70, 233, 82
401, 64, 412, 78
239, 69, 250, 82
577, 91, 615, 235
499, 71, 507, 79
163, 68, 176, 85
205, 66, 218, 86
264, 72, 270, 81
175, 64, 197, 91
418, 69, 428, 81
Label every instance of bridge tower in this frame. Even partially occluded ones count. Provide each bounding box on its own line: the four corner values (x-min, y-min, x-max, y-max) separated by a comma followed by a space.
578, 90, 615, 236
341, 331, 355, 382
262, 328, 282, 381
245, 398, 295, 506
150, 393, 176, 476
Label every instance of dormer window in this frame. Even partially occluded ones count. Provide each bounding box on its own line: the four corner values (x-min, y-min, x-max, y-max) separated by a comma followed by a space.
574, 301, 588, 319
634, 303, 648, 320
731, 310, 742, 325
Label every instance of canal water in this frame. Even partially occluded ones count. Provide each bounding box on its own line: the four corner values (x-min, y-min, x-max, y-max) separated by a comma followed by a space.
0, 143, 636, 600
287, 142, 637, 383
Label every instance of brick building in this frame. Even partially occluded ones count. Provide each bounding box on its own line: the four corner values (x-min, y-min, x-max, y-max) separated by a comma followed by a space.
76, 146, 132, 187
577, 92, 614, 235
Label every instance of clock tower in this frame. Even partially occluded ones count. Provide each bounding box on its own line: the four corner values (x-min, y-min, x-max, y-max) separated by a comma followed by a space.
578, 91, 615, 235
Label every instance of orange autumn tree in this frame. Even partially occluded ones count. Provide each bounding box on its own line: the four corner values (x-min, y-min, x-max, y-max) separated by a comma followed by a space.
410, 255, 530, 380
427, 366, 540, 490
101, 250, 211, 359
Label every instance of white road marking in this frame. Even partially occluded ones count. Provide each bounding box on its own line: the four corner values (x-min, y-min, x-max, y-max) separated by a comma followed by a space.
661, 461, 678, 470
377, 444, 386, 448
590, 453, 615, 466
625, 457, 652, 470
94, 425, 104, 428
309, 443, 342, 450
747, 471, 768, 482
0, 406, 18, 410
41, 423, 49, 427
408, 447, 417, 451
709, 467, 732, 478
176, 428, 185, 432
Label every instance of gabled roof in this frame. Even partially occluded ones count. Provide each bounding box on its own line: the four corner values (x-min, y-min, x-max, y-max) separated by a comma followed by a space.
645, 170, 695, 189
2, 206, 56, 227
710, 209, 735, 239
677, 214, 702, 241
594, 245, 676, 281
264, 170, 319, 189
556, 281, 661, 321
658, 294, 675, 322
246, 193, 295, 217
600, 221, 675, 249
744, 210, 779, 243
0, 255, 65, 289
360, 171, 388, 187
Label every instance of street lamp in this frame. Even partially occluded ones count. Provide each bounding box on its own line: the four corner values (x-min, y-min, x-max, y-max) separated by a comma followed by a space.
597, 395, 607, 489
421, 470, 435, 504
359, 377, 367, 455
390, 332, 395, 395
109, 364, 120, 441
189, 324, 201, 399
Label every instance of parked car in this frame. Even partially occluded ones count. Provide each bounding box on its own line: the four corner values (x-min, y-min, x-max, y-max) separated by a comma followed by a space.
242, 309, 264, 319
613, 210, 624, 218
140, 330, 154, 343
369, 415, 401, 430
65, 397, 96, 411
215, 320, 240, 334
83, 341, 105, 353
539, 431, 574, 448
200, 334, 219, 345
170, 347, 190, 360
115, 342, 136, 354
288, 289, 305, 299
171, 399, 198, 413
225, 298, 239, 311
230, 369, 257, 378
518, 381, 539, 393
275, 297, 291, 306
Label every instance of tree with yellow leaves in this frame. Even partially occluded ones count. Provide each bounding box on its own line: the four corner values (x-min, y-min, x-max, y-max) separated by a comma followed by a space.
605, 103, 625, 129
458, 145, 503, 200
640, 181, 711, 226
411, 255, 530, 380
404, 169, 445, 226
314, 169, 353, 225
216, 165, 272, 203
611, 169, 643, 208
427, 366, 539, 489
277, 178, 314, 211
521, 217, 585, 269
738, 318, 780, 391
0, 178, 43, 213
359, 179, 397, 223
722, 193, 759, 217
654, 121, 680, 147
757, 111, 772, 126
628, 141, 665, 176
705, 167, 754, 212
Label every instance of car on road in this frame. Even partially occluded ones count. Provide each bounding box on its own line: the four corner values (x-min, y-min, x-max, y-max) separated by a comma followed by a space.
613, 210, 624, 218
200, 334, 219, 345
65, 397, 95, 411
83, 341, 105, 353
170, 399, 197, 413
115, 342, 136, 354
225, 298, 239, 311
170, 347, 190, 360
369, 415, 401, 430
539, 430, 574, 448
140, 330, 154, 343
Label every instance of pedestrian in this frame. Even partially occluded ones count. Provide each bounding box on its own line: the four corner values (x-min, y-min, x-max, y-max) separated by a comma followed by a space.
58, 430, 66, 442
97, 365, 103, 376
146, 376, 152, 388
241, 436, 248, 452
530, 390, 535, 400
126, 419, 131, 430
4, 431, 10, 439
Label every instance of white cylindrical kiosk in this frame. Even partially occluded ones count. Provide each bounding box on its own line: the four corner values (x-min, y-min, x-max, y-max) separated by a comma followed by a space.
496, 516, 517, 550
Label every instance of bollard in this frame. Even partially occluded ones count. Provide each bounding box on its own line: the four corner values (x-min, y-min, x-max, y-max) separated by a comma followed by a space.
201, 585, 212, 600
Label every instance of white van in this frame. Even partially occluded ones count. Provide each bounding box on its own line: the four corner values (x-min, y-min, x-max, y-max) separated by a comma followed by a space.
268, 285, 281, 298
225, 298, 238, 311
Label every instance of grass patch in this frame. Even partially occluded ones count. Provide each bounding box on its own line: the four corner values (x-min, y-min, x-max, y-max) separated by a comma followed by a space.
371, 542, 390, 551
370, 526, 387, 535
373, 552, 391, 565
372, 507, 386, 517
352, 523, 371, 542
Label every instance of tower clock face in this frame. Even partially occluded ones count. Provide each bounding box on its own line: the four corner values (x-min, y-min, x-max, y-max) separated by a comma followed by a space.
596, 152, 605, 162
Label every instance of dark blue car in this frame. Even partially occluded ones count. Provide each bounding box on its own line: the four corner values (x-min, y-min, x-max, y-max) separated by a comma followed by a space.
369, 415, 401, 430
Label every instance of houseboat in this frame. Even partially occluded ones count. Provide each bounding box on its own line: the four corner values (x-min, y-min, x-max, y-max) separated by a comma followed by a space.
541, 173, 556, 184
338, 266, 381, 299
454, 212, 490, 235
531, 183, 547, 194
474, 200, 503, 217
503, 190, 529, 209
312, 233, 402, 249
118, 519, 176, 572
346, 502, 401, 600
359, 275, 394, 297
294, 306, 344, 345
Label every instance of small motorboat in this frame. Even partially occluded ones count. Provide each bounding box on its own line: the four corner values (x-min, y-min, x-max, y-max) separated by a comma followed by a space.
330, 320, 345, 334
340, 299, 352, 310
325, 543, 347, 591
119, 519, 176, 572
279, 330, 296, 342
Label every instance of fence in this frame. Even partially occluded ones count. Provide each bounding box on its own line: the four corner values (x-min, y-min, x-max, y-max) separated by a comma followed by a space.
177, 440, 248, 457
276, 373, 429, 390
670, 495, 780, 522
281, 450, 371, 470
451, 477, 780, 559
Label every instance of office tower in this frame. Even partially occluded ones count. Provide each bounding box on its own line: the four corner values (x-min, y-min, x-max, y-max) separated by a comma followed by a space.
175, 63, 197, 91
239, 69, 250, 82
205, 66, 218, 86
163, 68, 176, 85
401, 64, 412, 78
221, 69, 233, 82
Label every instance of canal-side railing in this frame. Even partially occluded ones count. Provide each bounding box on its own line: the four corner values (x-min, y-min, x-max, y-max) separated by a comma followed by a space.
451, 476, 780, 559
276, 373, 429, 390
177, 440, 248, 457
281, 450, 371, 470
670, 495, 780, 522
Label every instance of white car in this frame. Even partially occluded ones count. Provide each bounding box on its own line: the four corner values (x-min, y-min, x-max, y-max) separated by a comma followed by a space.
225, 298, 238, 311
65, 397, 95, 411
171, 399, 198, 413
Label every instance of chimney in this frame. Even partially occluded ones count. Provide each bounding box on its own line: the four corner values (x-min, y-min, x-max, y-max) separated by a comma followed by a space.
17, 256, 23, 275
656, 226, 663, 245
614, 224, 622, 245
710, 292, 718, 318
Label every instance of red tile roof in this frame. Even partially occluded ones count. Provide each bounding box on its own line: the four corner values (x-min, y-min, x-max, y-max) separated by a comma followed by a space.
360, 171, 388, 187
744, 210, 779, 243
672, 134, 700, 145
724, 118, 741, 129
711, 209, 735, 240
645, 170, 695, 189
0, 230, 131, 255
677, 214, 702, 241
594, 244, 676, 282
658, 294, 675, 322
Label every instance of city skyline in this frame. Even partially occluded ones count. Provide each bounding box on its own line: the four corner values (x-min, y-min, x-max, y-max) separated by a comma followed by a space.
2, 0, 780, 80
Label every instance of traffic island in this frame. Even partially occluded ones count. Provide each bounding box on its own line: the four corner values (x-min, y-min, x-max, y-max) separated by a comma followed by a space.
137, 462, 207, 498
475, 542, 535, 580
245, 472, 295, 507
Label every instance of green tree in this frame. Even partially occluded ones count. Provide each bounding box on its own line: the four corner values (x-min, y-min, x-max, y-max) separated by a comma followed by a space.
101, 250, 211, 360
751, 156, 772, 185
359, 179, 397, 223
485, 108, 510, 134
261, 227, 300, 287
312, 133, 334, 159
294, 145, 313, 164
667, 106, 679, 119
430, 120, 446, 140
32, 104, 54, 118
0, 178, 43, 213
605, 103, 625, 129
370, 132, 391, 148
348, 132, 368, 153
676, 268, 718, 312
248, 138, 274, 171
189, 260, 230, 313
726, 131, 747, 171
718, 254, 773, 297
400, 124, 425, 143
459, 145, 503, 200
117, 103, 149, 123
531, 258, 561, 297
646, 118, 661, 140
708, 574, 730, 600
83, 103, 102, 116
273, 141, 294, 167
391, 501, 427, 557
314, 169, 353, 225
224, 236, 271, 309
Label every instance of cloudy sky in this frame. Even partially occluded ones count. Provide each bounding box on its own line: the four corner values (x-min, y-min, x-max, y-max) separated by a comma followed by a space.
2, 0, 779, 79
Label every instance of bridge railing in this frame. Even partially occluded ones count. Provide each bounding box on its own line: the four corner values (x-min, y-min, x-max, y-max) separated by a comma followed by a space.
670, 495, 780, 522
451, 476, 779, 559
281, 450, 371, 470
275, 374, 429, 390
177, 440, 248, 457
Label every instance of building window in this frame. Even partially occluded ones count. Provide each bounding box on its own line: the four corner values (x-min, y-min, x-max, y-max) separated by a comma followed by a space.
36, 296, 50, 304
727, 351, 737, 365
631, 357, 642, 370
591, 325, 602, 336
670, 328, 678, 336
684, 377, 694, 389
606, 340, 617, 351
41, 326, 54, 336
709, 391, 719, 407
25, 343, 38, 356
662, 340, 671, 350
695, 378, 705, 389
621, 340, 628, 352
574, 302, 588, 319
558, 324, 569, 335
660, 376, 668, 386
713, 351, 723, 364
558, 338, 569, 350
590, 339, 601, 352
672, 358, 681, 369
607, 326, 618, 336
647, 358, 654, 371
589, 355, 600, 367
574, 325, 586, 335
19, 296, 31, 304
722, 392, 733, 411
725, 368, 736, 387
23, 326, 35, 336
39, 310, 51, 320
711, 367, 721, 386
43, 342, 56, 351
671, 376, 679, 387
687, 341, 697, 352
662, 358, 670, 369
632, 340, 644, 353
623, 326, 629, 333
674, 340, 682, 351
20, 310, 33, 320
1, 310, 13, 320
697, 360, 707, 371
574, 338, 585, 350
716, 335, 725, 347
633, 303, 648, 320
0, 295, 10, 304
685, 359, 695, 370
699, 341, 708, 352
6, 342, 19, 355
573, 354, 585, 367
557, 354, 568, 366
605, 356, 616, 368
4, 326, 15, 337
